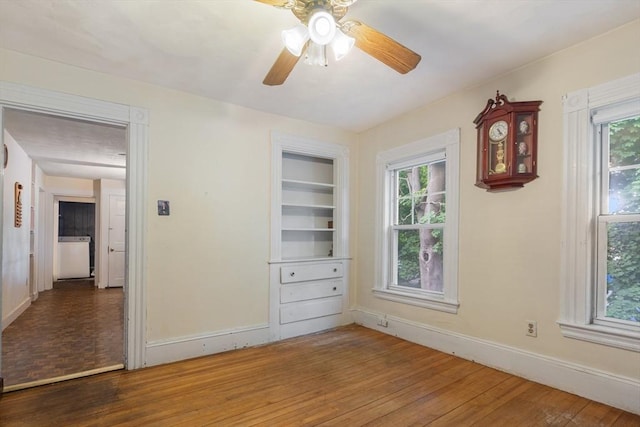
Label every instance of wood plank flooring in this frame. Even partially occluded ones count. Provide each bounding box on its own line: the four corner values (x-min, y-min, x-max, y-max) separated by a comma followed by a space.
1, 280, 124, 387
1, 324, 637, 426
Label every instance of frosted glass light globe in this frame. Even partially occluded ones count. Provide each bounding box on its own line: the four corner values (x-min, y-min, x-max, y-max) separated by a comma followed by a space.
308, 10, 336, 46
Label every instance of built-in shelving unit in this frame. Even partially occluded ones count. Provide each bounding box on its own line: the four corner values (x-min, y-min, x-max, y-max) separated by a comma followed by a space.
269, 132, 350, 341
271, 136, 349, 262
280, 154, 335, 259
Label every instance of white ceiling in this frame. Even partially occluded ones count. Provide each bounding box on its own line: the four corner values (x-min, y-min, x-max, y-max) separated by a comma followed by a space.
3, 109, 127, 181
1, 0, 639, 179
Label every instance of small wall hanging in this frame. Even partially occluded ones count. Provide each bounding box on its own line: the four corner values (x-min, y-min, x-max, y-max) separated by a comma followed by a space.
15, 182, 23, 227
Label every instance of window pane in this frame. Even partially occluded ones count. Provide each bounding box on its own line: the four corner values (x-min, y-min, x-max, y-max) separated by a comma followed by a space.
605, 221, 640, 323
396, 229, 443, 292
396, 161, 446, 225
425, 194, 446, 224
608, 169, 640, 214
607, 115, 640, 215
396, 168, 415, 225
609, 116, 640, 168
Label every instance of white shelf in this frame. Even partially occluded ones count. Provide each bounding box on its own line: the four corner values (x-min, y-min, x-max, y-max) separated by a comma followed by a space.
275, 256, 343, 263
282, 228, 335, 232
282, 152, 333, 184
282, 203, 335, 209
282, 204, 334, 229
282, 179, 335, 190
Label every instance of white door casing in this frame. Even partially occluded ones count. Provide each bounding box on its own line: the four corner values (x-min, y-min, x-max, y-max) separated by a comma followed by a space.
108, 195, 126, 288
0, 81, 148, 370
0, 107, 4, 375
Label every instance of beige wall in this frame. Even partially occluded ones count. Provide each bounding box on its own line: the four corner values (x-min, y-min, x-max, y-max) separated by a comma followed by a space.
44, 176, 95, 196
0, 47, 357, 342
355, 20, 640, 379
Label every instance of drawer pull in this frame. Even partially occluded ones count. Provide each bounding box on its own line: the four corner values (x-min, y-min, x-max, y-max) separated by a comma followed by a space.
333, 268, 337, 272
333, 287, 337, 291
290, 272, 295, 277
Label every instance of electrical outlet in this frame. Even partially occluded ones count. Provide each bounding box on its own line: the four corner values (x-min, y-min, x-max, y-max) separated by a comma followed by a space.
377, 316, 388, 328
526, 320, 537, 337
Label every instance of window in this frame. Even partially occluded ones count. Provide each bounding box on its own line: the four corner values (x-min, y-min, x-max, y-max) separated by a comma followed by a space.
374, 129, 460, 313
560, 73, 640, 351
596, 116, 640, 327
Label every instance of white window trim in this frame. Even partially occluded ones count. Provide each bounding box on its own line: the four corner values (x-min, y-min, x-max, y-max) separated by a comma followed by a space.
559, 73, 640, 352
373, 129, 460, 314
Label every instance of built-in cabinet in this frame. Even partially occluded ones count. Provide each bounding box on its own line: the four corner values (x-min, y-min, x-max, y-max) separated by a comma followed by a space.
269, 132, 350, 341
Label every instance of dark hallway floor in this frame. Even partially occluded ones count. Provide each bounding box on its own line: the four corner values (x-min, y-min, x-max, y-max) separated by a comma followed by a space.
1, 279, 123, 388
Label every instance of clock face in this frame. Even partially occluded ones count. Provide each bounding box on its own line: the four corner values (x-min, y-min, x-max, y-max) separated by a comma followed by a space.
489, 120, 508, 141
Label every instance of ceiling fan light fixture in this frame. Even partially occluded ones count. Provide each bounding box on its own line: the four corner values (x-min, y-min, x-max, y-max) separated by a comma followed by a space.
304, 42, 327, 67
259, 0, 421, 85
331, 28, 355, 61
281, 23, 309, 57
307, 9, 336, 45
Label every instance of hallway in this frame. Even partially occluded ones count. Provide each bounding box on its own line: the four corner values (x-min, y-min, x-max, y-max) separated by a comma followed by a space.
2, 279, 123, 388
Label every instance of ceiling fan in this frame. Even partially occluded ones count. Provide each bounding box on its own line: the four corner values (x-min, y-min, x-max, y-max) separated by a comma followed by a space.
255, 0, 422, 85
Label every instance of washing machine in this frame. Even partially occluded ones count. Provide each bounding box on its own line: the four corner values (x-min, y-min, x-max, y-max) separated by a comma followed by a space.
58, 236, 91, 279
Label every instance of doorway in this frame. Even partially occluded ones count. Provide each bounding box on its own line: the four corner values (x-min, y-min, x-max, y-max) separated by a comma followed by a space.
0, 81, 148, 391
1, 109, 126, 390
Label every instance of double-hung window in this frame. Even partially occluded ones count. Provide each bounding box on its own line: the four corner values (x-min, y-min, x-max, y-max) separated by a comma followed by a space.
560, 73, 640, 351
595, 115, 640, 328
374, 129, 460, 313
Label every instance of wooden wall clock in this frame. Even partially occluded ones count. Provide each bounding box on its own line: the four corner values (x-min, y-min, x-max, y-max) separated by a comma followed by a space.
474, 91, 542, 191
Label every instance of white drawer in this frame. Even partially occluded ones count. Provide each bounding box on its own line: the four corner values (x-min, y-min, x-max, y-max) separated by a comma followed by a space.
280, 296, 343, 324
280, 262, 343, 284
281, 280, 343, 303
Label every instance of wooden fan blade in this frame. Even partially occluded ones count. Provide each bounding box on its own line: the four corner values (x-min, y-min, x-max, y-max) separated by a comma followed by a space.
342, 21, 421, 74
263, 48, 303, 86
253, 0, 291, 6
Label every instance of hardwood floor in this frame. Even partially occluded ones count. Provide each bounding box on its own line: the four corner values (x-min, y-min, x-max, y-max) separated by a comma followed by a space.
1, 279, 124, 388
1, 324, 637, 426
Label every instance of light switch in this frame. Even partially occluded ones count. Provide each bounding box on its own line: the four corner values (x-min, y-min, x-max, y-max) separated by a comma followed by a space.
157, 200, 170, 216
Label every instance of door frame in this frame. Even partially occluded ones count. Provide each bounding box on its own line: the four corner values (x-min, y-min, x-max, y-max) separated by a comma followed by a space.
0, 81, 148, 373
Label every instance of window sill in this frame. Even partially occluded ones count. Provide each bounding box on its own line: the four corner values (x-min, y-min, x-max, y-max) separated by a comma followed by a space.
372, 288, 459, 314
557, 321, 640, 352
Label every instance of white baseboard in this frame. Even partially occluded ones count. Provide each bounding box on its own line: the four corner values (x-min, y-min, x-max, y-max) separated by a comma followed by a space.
145, 324, 270, 367
2, 296, 31, 331
352, 307, 640, 415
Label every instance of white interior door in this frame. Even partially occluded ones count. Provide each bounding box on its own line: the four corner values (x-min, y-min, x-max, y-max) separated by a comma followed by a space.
108, 195, 125, 288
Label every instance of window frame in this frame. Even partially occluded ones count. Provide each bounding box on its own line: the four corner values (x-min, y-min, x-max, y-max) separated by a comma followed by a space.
559, 73, 640, 352
390, 153, 446, 290
374, 129, 460, 313
595, 119, 640, 330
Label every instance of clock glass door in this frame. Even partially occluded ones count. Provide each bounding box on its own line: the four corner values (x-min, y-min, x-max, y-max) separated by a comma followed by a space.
488, 120, 509, 176
515, 113, 534, 174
